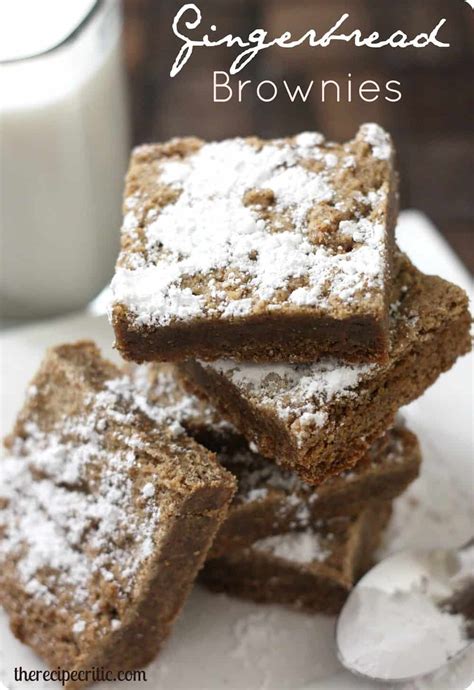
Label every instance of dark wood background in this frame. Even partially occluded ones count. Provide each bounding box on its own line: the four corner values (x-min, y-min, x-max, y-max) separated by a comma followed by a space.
122, 0, 473, 271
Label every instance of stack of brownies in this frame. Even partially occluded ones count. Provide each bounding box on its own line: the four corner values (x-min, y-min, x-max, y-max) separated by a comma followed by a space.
0, 125, 470, 686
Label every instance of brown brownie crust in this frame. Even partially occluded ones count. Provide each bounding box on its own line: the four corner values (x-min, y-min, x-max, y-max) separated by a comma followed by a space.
110, 125, 399, 364
209, 426, 420, 558
0, 342, 235, 689
201, 503, 392, 614
177, 257, 471, 485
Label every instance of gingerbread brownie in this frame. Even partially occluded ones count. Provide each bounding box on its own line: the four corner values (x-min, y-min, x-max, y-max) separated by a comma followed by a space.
177, 256, 471, 484
0, 342, 235, 689
110, 124, 398, 364
127, 365, 419, 557
201, 503, 392, 614
209, 425, 420, 558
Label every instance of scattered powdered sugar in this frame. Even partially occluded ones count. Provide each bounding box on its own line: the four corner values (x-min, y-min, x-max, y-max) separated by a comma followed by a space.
253, 531, 330, 564
208, 358, 373, 402
201, 287, 424, 450
141, 482, 155, 498
222, 447, 306, 501
225, 606, 338, 689
294, 131, 325, 147
110, 125, 392, 327
72, 620, 86, 635
0, 375, 166, 635
98, 367, 209, 442
210, 356, 374, 397
226, 426, 408, 517
285, 494, 312, 528
129, 363, 237, 440
206, 357, 375, 447
244, 487, 269, 503
360, 122, 392, 160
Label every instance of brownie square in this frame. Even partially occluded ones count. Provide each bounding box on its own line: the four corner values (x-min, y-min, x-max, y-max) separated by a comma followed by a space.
128, 363, 421, 558
126, 363, 419, 558
110, 124, 398, 364
209, 425, 420, 558
0, 342, 235, 689
177, 256, 471, 484
201, 503, 392, 615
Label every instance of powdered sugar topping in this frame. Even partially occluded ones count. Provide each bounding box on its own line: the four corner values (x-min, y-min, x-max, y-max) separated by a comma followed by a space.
0, 426, 162, 633
129, 363, 237, 440
111, 125, 392, 326
201, 276, 429, 451
223, 426, 410, 513
0, 372, 181, 637
360, 123, 392, 160
206, 357, 375, 447
253, 530, 330, 564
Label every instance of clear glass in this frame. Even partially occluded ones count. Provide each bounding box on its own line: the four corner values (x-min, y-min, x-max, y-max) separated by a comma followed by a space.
0, 0, 130, 321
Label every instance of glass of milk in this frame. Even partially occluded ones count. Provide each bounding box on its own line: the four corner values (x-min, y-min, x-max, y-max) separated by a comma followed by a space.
0, 0, 130, 321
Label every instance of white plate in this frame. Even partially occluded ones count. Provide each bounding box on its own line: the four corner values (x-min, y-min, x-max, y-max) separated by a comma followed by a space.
0, 211, 473, 690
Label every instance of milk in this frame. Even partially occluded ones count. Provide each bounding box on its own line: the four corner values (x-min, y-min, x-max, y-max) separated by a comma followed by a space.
0, 0, 130, 319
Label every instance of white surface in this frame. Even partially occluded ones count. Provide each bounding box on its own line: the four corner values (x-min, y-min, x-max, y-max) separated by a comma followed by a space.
0, 211, 473, 690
